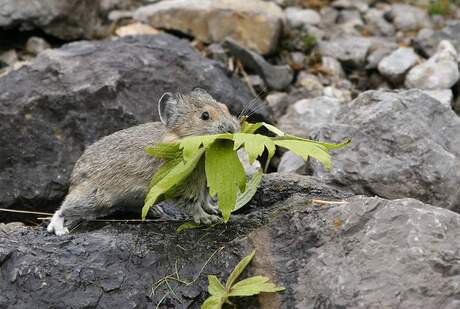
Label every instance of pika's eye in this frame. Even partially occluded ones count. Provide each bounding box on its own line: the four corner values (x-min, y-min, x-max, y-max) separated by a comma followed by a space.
200, 111, 209, 120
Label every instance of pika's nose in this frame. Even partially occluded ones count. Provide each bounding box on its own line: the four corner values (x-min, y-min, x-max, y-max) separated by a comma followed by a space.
219, 123, 236, 133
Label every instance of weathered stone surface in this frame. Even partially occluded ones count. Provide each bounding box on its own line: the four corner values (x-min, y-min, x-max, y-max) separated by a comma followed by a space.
313, 89, 460, 212
279, 96, 341, 137
406, 40, 459, 90
422, 89, 453, 108
277, 151, 308, 174
414, 21, 460, 57
134, 0, 285, 55
0, 0, 100, 40
2, 177, 460, 308
223, 39, 293, 91
318, 36, 372, 68
377, 47, 419, 83
0, 34, 269, 216
284, 7, 321, 28
387, 3, 429, 32
25, 37, 51, 55
364, 8, 395, 36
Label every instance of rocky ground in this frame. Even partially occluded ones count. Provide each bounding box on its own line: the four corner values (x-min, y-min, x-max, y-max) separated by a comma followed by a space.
1, 0, 460, 308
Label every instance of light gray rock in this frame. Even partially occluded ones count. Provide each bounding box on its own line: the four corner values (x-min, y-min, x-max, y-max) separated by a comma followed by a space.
0, 50, 18, 66
277, 151, 308, 174
134, 0, 284, 55
265, 92, 289, 118
323, 86, 352, 103
289, 195, 460, 309
378, 47, 419, 83
284, 7, 321, 28
25, 37, 51, 56
223, 39, 293, 91
318, 36, 372, 68
0, 0, 100, 40
422, 89, 453, 108
295, 72, 324, 97
364, 8, 395, 36
312, 89, 460, 212
414, 21, 460, 57
366, 41, 399, 70
321, 56, 346, 79
387, 3, 430, 32
279, 96, 342, 137
406, 40, 459, 90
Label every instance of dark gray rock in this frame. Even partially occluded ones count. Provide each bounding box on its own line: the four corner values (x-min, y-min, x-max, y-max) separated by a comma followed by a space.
312, 89, 460, 213
0, 0, 100, 40
223, 39, 293, 91
414, 21, 460, 57
0, 173, 351, 308
0, 34, 269, 216
2, 175, 460, 308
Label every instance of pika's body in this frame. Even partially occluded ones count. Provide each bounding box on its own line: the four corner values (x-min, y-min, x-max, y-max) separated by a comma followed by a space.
47, 89, 240, 235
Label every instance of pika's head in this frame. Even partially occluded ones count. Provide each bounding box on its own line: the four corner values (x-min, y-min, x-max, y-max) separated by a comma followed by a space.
158, 88, 240, 141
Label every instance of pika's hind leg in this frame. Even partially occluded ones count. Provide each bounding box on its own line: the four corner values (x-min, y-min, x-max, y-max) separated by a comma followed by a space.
47, 185, 109, 235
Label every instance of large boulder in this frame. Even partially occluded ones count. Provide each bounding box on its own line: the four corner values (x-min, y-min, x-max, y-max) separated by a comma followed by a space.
0, 34, 269, 217
312, 89, 460, 212
1, 174, 460, 308
0, 0, 100, 40
133, 0, 284, 55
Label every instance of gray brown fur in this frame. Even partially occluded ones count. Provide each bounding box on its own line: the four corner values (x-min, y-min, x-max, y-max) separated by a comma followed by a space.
47, 89, 240, 235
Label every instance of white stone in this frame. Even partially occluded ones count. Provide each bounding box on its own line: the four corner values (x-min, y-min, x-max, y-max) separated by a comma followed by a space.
405, 40, 459, 90
378, 47, 419, 83
284, 7, 321, 28
422, 89, 453, 108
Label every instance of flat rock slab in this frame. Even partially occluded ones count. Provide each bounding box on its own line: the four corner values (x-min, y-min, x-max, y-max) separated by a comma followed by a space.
0, 34, 269, 216
2, 174, 460, 308
134, 0, 284, 55
313, 89, 460, 212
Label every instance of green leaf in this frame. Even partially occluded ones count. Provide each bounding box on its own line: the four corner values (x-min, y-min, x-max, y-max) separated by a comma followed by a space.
241, 121, 263, 134
201, 295, 225, 309
234, 169, 263, 212
176, 221, 201, 232
274, 139, 332, 170
225, 250, 255, 290
145, 143, 181, 159
275, 135, 351, 151
228, 276, 285, 297
262, 122, 285, 136
149, 156, 182, 189
205, 140, 246, 222
233, 133, 276, 167
180, 134, 232, 162
208, 275, 226, 296
142, 149, 205, 219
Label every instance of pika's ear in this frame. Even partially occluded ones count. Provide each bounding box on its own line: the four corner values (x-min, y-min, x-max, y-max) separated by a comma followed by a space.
158, 92, 175, 125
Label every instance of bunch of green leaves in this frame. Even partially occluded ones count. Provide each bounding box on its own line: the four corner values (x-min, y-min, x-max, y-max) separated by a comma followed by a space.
143, 121, 349, 222
202, 250, 284, 309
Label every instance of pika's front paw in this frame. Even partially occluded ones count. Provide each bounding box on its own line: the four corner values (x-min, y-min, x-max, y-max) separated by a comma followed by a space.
186, 203, 222, 225
47, 213, 69, 236
202, 202, 219, 215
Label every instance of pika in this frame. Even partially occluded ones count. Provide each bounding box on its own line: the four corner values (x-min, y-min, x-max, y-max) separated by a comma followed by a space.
47, 88, 240, 235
